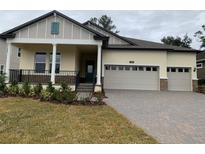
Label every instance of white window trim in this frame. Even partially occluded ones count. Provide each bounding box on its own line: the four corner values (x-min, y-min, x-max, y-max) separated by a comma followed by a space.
34, 52, 47, 73
197, 63, 203, 69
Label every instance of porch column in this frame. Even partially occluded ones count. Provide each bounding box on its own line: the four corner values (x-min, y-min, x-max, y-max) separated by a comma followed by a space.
5, 43, 12, 83
51, 43, 57, 84
96, 44, 102, 85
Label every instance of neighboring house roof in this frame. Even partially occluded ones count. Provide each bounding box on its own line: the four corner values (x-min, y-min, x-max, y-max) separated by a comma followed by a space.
197, 51, 205, 62
0, 10, 108, 40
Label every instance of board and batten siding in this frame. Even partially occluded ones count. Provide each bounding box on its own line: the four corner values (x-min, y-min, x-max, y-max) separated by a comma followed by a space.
87, 24, 129, 45
15, 15, 94, 40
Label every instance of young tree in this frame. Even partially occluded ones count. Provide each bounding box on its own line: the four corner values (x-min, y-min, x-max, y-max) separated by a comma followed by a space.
89, 15, 119, 33
161, 34, 192, 48
194, 25, 205, 50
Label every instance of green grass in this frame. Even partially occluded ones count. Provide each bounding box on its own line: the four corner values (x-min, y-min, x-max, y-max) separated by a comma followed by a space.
0, 97, 157, 144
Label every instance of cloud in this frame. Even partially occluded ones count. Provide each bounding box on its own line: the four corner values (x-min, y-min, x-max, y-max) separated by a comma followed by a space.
0, 10, 204, 49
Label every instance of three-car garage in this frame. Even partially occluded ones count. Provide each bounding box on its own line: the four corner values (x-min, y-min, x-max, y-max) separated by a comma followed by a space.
103, 65, 192, 91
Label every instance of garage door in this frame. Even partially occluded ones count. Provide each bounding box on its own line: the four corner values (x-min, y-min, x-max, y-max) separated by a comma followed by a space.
104, 65, 159, 90
167, 67, 191, 91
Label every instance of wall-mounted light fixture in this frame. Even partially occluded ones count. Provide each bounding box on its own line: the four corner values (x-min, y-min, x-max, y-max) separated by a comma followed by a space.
129, 61, 134, 64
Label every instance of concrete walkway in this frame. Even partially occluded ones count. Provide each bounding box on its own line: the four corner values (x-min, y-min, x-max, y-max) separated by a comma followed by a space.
105, 90, 205, 144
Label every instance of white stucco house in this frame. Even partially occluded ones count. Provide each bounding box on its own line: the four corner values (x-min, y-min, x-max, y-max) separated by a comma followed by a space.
0, 10, 198, 92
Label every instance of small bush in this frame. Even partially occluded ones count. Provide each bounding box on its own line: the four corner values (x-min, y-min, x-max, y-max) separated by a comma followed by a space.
8, 81, 19, 96
33, 83, 43, 97
46, 82, 55, 93
40, 89, 52, 101
19, 82, 31, 97
0, 74, 7, 97
94, 93, 104, 104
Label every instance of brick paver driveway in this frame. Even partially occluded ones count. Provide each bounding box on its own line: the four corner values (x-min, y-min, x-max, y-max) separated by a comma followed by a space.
105, 90, 205, 144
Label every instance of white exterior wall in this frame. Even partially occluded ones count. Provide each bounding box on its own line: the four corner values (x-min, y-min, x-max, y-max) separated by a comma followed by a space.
102, 49, 197, 80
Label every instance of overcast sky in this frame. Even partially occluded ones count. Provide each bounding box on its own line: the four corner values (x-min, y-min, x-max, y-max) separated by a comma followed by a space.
0, 10, 204, 49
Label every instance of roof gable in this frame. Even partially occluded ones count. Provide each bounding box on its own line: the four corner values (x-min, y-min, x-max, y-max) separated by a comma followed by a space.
83, 21, 136, 45
0, 10, 107, 40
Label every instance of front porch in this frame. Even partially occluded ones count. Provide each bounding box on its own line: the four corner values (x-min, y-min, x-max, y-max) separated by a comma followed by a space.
6, 41, 102, 92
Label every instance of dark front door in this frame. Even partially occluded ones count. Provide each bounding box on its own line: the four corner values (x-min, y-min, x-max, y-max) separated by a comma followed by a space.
85, 61, 95, 83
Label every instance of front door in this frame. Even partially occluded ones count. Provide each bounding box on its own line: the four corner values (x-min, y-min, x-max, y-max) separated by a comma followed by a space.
85, 61, 95, 83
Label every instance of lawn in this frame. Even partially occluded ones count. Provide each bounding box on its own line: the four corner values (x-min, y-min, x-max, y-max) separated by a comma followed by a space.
0, 97, 157, 144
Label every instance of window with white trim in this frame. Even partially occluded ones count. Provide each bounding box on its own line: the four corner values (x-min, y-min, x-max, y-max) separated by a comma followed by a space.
197, 63, 203, 69
49, 53, 61, 74
35, 53, 46, 73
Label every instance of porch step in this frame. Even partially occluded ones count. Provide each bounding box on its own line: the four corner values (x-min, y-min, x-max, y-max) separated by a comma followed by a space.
76, 83, 94, 92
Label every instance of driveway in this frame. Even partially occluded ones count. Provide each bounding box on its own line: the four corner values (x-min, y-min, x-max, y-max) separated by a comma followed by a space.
105, 90, 205, 144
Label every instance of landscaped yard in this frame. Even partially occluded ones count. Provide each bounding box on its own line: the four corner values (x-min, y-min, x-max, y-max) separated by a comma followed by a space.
0, 97, 157, 144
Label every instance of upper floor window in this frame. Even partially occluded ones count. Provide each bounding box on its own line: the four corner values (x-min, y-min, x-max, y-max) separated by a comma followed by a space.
35, 53, 46, 73
197, 63, 203, 69
51, 22, 60, 35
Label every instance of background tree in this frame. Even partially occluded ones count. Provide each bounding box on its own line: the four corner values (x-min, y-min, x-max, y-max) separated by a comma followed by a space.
161, 34, 192, 48
89, 15, 119, 33
194, 25, 205, 50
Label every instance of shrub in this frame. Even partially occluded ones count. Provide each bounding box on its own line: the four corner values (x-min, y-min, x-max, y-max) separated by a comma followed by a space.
46, 82, 55, 93
33, 83, 43, 97
20, 82, 31, 97
52, 89, 63, 103
95, 93, 104, 104
8, 81, 19, 96
40, 89, 52, 101
0, 74, 7, 96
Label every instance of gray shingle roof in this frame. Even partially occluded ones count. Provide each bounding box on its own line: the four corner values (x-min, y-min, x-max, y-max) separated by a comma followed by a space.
122, 37, 198, 52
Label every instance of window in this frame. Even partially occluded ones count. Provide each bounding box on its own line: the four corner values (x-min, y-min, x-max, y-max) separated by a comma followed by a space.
105, 66, 110, 70
178, 68, 183, 72
152, 67, 157, 71
197, 63, 203, 69
49, 53, 61, 74
146, 67, 151, 71
132, 66, 138, 71
17, 48, 21, 57
0, 65, 4, 74
125, 66, 130, 71
184, 68, 189, 73
111, 66, 116, 70
167, 68, 170, 72
35, 53, 46, 73
171, 68, 176, 72
51, 22, 60, 34
139, 66, 144, 71
118, 66, 124, 70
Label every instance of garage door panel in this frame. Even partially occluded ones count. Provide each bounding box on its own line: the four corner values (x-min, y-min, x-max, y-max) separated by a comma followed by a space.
104, 65, 159, 90
167, 67, 191, 91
